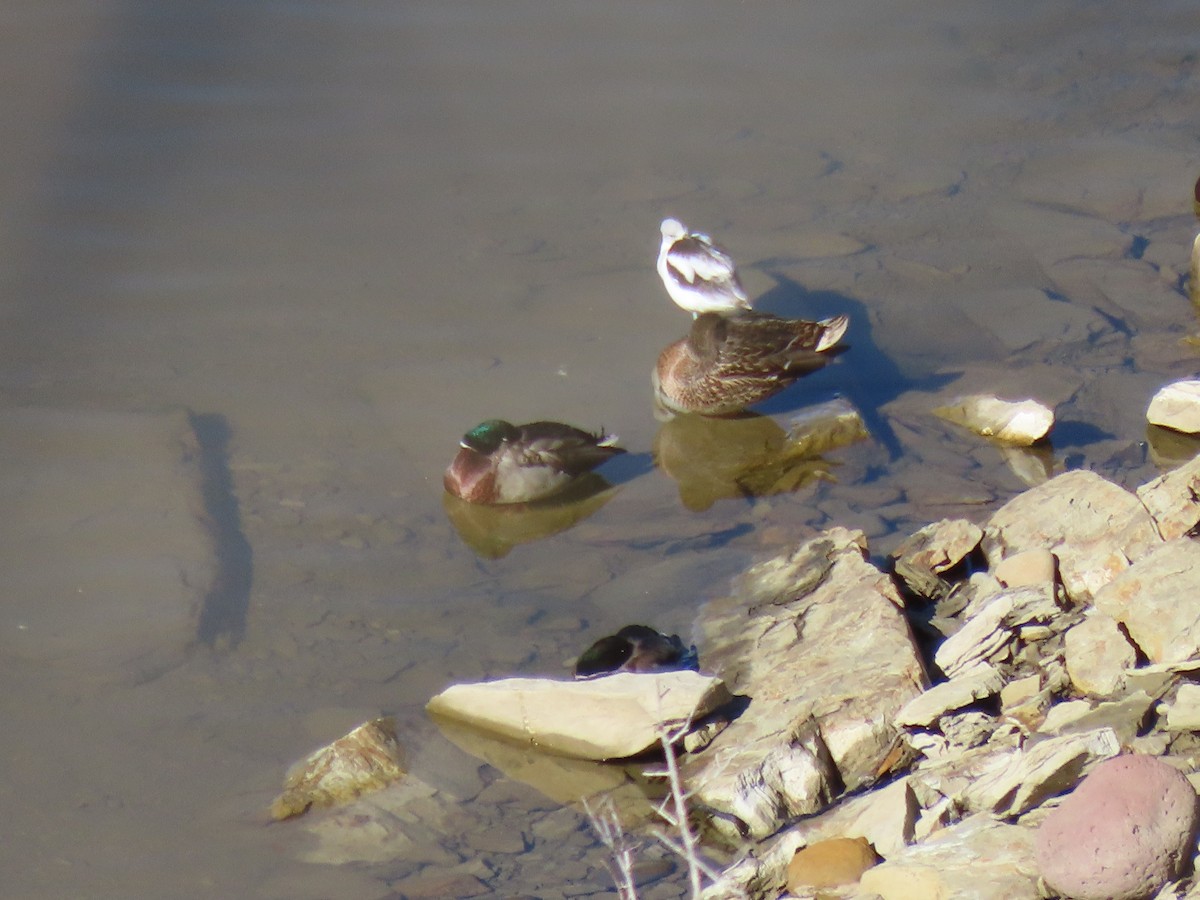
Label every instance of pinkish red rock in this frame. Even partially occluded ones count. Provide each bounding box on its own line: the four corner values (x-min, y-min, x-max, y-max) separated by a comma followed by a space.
1035, 754, 1199, 900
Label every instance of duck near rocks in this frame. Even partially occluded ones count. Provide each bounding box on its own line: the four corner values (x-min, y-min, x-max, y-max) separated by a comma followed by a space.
443, 419, 625, 505
657, 217, 752, 317
573, 625, 699, 679
653, 311, 850, 417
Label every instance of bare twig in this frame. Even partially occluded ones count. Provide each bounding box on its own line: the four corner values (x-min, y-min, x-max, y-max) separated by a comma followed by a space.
583, 795, 639, 900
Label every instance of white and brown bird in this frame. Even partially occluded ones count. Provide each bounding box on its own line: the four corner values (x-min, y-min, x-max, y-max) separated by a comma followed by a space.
656, 218, 752, 316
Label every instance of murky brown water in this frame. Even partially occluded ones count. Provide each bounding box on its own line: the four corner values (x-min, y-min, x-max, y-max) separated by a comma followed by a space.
1, 0, 1198, 896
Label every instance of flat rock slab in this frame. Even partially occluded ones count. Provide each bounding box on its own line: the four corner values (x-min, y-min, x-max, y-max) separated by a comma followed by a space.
683, 527, 928, 842
1137, 451, 1200, 541
0, 407, 216, 678
1093, 538, 1200, 664
857, 814, 1041, 900
425, 670, 731, 760
981, 469, 1162, 603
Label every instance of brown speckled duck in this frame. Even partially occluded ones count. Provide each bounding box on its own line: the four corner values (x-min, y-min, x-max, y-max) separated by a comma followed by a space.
653, 311, 849, 416
443, 419, 625, 505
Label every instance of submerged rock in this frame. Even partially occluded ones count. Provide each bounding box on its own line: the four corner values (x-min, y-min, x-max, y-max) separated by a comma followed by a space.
933, 394, 1054, 445
270, 717, 406, 821
1036, 754, 1200, 900
426, 671, 731, 760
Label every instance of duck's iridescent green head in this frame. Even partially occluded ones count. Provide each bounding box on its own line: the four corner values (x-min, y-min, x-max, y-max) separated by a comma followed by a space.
461, 419, 520, 453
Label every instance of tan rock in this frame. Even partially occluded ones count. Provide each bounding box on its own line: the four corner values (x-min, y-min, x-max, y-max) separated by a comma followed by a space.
891, 518, 983, 600
1147, 380, 1200, 434
934, 585, 1062, 679
1161, 683, 1200, 732
895, 664, 1003, 728
933, 395, 1054, 445
793, 778, 919, 859
1000, 674, 1043, 711
1093, 538, 1200, 663
786, 836, 879, 891
858, 814, 1041, 900
982, 469, 1163, 603
1063, 612, 1137, 697
684, 528, 928, 843
1137, 451, 1200, 541
426, 670, 731, 760
993, 548, 1057, 588
270, 717, 406, 821
962, 727, 1121, 817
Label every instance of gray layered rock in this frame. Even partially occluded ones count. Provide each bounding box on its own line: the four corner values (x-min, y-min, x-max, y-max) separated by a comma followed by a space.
684, 528, 928, 843
981, 469, 1162, 603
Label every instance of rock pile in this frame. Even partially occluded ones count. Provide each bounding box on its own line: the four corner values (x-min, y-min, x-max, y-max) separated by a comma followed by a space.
697, 453, 1200, 900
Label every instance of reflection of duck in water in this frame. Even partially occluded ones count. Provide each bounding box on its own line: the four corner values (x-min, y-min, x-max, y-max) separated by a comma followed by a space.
657, 218, 752, 317
653, 311, 849, 417
653, 410, 839, 511
443, 419, 625, 505
574, 625, 699, 678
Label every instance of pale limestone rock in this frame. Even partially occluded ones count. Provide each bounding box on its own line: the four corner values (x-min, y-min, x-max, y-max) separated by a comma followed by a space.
1147, 380, 1200, 434
982, 470, 1163, 604
933, 395, 1054, 445
426, 670, 731, 760
684, 528, 928, 843
1064, 612, 1138, 697
271, 718, 406, 821
793, 777, 919, 859
890, 518, 983, 600
1037, 693, 1155, 747
1000, 674, 1043, 710
1137, 452, 1200, 541
993, 548, 1057, 588
961, 727, 1121, 818
1160, 683, 1200, 732
1093, 538, 1200, 664
895, 664, 1003, 728
934, 585, 1062, 679
857, 814, 1041, 900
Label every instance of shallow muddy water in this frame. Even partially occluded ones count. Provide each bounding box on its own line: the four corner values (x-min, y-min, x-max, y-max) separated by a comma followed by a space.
1, 1, 1198, 896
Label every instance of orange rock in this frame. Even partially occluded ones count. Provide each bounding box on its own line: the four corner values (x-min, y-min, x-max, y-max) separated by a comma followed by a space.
786, 836, 880, 891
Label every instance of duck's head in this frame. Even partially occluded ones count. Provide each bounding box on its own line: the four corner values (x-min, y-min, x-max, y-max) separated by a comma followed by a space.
460, 419, 520, 454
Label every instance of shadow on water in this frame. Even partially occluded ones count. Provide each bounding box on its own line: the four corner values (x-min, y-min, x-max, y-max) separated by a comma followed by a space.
189, 412, 253, 650
751, 273, 959, 460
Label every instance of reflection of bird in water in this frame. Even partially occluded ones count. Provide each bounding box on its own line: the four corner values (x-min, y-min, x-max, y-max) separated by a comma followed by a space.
657, 218, 751, 316
574, 625, 699, 678
654, 403, 868, 511
442, 477, 619, 558
653, 311, 849, 416
443, 419, 624, 505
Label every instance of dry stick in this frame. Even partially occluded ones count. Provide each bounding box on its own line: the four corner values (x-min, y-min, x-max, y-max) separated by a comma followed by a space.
650, 722, 724, 895
583, 795, 639, 900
